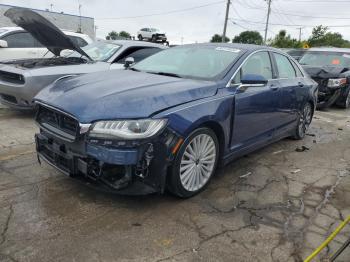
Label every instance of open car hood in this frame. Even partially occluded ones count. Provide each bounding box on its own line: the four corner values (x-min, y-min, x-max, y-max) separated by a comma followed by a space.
4, 7, 92, 60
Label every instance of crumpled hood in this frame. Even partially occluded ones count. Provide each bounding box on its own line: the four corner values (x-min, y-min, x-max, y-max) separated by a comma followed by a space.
302, 65, 350, 79
4, 7, 91, 59
34, 70, 218, 123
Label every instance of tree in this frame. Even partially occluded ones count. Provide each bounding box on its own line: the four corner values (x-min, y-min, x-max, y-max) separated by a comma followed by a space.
232, 31, 263, 45
308, 25, 350, 47
269, 30, 302, 48
106, 31, 119, 40
119, 31, 131, 39
210, 34, 229, 43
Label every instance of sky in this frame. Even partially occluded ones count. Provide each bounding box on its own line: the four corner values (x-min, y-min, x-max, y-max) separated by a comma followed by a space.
2, 0, 350, 44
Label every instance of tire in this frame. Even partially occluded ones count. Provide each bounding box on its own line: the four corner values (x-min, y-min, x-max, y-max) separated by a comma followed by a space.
138, 34, 143, 41
167, 128, 219, 198
338, 90, 350, 109
151, 35, 156, 42
293, 102, 313, 140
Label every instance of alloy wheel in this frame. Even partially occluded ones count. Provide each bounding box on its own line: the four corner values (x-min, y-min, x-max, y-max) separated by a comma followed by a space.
179, 134, 217, 192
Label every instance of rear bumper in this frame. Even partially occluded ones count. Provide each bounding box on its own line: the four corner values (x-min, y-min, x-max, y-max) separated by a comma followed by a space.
35, 129, 180, 195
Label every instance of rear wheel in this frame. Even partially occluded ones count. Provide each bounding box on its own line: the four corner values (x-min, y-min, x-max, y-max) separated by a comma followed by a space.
138, 34, 143, 41
167, 128, 219, 198
293, 102, 313, 140
151, 35, 156, 42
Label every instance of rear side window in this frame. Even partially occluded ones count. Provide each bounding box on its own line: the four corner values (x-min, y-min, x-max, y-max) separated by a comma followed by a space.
116, 47, 161, 63
274, 53, 296, 79
3, 32, 36, 48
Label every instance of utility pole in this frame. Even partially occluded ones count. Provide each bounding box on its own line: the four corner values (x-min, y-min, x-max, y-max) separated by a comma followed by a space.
50, 4, 53, 12
222, 0, 231, 43
78, 4, 82, 33
264, 0, 272, 45
297, 27, 303, 42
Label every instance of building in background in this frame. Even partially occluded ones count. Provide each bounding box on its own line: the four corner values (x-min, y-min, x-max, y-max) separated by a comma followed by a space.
0, 4, 95, 39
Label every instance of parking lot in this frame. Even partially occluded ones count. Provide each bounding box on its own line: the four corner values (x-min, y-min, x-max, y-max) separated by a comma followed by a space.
0, 105, 348, 262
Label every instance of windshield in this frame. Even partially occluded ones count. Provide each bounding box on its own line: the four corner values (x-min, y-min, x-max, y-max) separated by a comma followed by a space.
68, 42, 121, 61
299, 51, 350, 67
132, 46, 242, 80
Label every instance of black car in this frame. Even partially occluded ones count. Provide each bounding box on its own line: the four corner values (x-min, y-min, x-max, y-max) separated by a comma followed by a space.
299, 47, 350, 109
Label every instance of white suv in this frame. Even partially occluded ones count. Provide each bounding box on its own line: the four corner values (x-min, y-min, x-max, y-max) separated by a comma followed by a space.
0, 27, 93, 61
137, 28, 167, 43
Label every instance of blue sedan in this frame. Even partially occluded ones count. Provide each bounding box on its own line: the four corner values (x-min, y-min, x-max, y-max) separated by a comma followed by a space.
34, 43, 318, 197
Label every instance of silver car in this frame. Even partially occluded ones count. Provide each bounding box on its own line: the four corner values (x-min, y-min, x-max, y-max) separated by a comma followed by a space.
0, 7, 167, 109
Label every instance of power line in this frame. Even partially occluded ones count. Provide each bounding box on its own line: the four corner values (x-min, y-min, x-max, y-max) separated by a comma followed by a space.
278, 0, 350, 2
235, 1, 350, 20
96, 1, 225, 20
230, 17, 350, 28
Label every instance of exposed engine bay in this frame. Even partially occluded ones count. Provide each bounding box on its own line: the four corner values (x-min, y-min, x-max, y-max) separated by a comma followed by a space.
0, 57, 90, 69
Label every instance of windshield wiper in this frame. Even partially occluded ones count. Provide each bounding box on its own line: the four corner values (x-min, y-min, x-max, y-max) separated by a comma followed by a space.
148, 71, 182, 78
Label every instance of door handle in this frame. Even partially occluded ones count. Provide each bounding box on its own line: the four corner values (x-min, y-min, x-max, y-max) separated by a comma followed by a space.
298, 82, 304, 87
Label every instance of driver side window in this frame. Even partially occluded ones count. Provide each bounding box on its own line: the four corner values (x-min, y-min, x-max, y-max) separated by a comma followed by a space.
233, 51, 272, 84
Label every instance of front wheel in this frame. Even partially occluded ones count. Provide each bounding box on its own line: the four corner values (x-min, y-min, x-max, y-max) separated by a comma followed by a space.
138, 34, 143, 41
167, 128, 219, 198
293, 102, 313, 140
338, 89, 350, 109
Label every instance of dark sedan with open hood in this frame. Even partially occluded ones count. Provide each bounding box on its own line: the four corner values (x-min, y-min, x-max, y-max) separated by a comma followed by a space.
34, 43, 317, 197
0, 7, 166, 109
299, 47, 350, 109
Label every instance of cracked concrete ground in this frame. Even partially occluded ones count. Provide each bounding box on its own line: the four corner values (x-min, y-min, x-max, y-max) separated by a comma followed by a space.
0, 106, 349, 262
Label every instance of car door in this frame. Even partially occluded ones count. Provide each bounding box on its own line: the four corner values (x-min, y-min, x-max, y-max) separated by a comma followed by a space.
0, 31, 39, 60
272, 52, 300, 137
231, 51, 281, 151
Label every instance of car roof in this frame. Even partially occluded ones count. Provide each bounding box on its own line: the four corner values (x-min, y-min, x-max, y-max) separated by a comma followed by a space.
307, 47, 350, 53
104, 40, 168, 49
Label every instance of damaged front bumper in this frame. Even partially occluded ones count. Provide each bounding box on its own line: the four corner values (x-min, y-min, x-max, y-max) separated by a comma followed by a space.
35, 128, 181, 195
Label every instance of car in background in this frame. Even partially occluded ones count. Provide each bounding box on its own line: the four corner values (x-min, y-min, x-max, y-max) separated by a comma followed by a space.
137, 28, 167, 43
0, 7, 167, 109
281, 48, 307, 61
0, 27, 92, 60
34, 43, 317, 197
299, 47, 350, 109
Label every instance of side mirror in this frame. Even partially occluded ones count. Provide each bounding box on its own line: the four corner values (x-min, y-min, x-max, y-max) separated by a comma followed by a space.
235, 74, 268, 92
0, 40, 8, 48
124, 57, 135, 68
241, 74, 268, 85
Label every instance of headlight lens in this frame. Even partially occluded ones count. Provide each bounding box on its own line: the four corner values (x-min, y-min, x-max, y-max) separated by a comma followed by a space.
327, 78, 347, 88
89, 119, 167, 139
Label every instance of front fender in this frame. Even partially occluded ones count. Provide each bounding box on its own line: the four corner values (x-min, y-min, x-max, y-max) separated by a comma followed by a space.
154, 91, 235, 155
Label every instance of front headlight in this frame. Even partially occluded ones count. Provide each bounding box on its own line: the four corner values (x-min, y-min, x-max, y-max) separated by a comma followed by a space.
327, 78, 347, 88
89, 119, 167, 139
